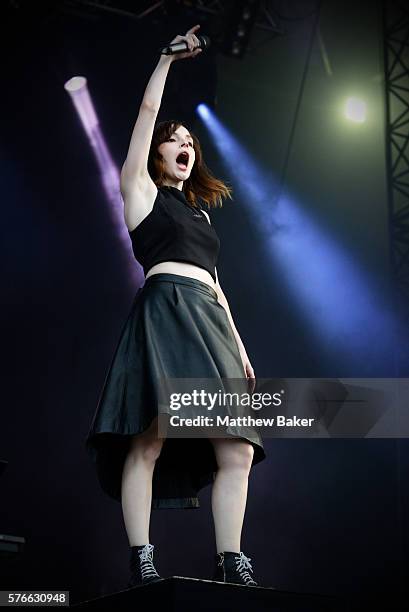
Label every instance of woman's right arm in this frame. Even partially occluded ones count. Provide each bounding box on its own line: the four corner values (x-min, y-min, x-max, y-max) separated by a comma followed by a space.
120, 24, 202, 195
120, 55, 173, 193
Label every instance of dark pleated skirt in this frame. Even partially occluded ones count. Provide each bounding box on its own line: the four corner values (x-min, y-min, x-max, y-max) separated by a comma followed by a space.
85, 273, 266, 509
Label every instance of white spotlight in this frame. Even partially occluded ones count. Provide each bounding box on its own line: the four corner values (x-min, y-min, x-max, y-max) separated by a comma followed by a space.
345, 97, 367, 123
64, 76, 87, 93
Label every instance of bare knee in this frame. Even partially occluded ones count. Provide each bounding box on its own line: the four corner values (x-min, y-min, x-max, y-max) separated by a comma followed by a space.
211, 439, 254, 473
128, 429, 164, 465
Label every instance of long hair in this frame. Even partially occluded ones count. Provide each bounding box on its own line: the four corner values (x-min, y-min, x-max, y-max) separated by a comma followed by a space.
147, 120, 232, 209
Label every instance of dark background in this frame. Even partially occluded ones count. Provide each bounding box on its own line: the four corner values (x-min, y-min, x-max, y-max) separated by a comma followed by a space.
1, 0, 408, 609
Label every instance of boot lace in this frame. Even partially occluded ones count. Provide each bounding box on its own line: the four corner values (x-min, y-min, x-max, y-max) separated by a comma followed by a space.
138, 544, 160, 580
235, 552, 257, 585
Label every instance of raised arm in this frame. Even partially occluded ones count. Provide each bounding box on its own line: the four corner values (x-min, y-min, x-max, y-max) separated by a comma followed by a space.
120, 56, 171, 192
120, 25, 202, 194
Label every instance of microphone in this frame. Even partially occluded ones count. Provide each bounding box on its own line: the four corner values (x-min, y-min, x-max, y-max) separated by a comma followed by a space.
159, 35, 210, 56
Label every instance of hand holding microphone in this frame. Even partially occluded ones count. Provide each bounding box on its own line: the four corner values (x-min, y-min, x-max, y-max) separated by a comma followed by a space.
160, 24, 210, 61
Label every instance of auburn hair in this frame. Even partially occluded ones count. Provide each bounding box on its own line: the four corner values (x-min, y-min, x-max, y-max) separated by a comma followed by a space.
147, 119, 232, 209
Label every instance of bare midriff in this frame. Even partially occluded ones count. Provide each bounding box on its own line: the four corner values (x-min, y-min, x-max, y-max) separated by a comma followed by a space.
145, 260, 216, 290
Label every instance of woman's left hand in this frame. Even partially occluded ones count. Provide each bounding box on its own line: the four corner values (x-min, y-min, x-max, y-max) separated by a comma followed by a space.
240, 349, 256, 393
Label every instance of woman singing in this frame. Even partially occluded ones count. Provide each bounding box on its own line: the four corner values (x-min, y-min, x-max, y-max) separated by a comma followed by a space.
85, 24, 266, 589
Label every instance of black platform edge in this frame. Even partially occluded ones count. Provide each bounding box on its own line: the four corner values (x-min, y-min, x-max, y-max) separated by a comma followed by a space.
71, 575, 349, 611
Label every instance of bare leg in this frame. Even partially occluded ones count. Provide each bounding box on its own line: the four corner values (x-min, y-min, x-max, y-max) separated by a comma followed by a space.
121, 418, 164, 546
209, 438, 254, 553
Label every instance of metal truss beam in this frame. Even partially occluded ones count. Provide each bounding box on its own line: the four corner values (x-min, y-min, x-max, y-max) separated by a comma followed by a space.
382, 0, 409, 371
383, 1, 409, 300
60, 0, 284, 34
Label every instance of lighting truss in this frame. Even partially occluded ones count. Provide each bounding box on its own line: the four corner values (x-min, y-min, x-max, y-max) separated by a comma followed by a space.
59, 0, 284, 34
382, 1, 409, 303
382, 0, 409, 372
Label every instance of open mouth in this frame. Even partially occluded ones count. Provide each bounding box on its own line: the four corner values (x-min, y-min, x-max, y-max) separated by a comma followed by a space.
176, 151, 190, 171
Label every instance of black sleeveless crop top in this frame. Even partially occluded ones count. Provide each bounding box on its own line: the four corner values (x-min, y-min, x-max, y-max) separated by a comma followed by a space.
128, 185, 220, 283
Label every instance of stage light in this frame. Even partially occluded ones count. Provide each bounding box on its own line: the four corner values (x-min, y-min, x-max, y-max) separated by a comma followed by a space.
64, 76, 87, 93
64, 75, 139, 280
64, 75, 121, 217
345, 97, 367, 123
217, 0, 261, 58
197, 103, 210, 119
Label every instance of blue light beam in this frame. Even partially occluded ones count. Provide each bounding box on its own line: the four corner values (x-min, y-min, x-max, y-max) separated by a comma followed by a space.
197, 103, 405, 372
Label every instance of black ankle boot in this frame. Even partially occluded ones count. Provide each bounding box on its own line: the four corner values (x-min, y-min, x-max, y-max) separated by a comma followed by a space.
213, 551, 258, 586
128, 544, 162, 587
